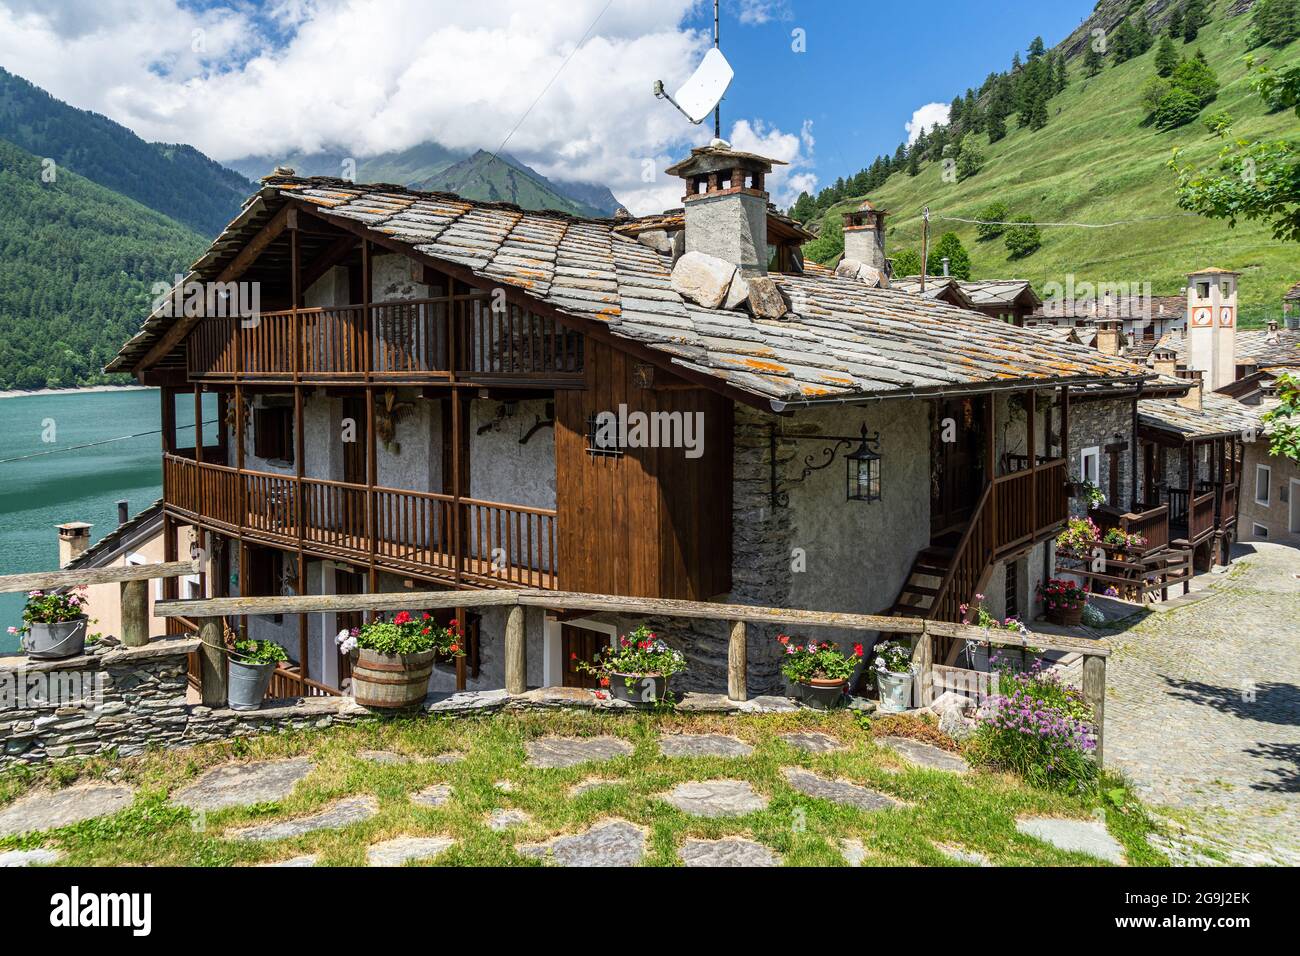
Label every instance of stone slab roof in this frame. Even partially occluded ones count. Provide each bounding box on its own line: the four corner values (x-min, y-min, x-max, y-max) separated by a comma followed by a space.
64, 500, 164, 571
1153, 328, 1300, 367
109, 178, 1148, 404
1139, 392, 1260, 440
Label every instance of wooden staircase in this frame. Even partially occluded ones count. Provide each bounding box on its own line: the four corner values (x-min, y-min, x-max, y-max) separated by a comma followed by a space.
889, 544, 955, 619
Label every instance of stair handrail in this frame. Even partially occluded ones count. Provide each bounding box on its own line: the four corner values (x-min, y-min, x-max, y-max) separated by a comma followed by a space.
930, 480, 995, 622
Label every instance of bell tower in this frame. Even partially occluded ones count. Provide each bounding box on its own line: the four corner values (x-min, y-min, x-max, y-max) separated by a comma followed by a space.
1185, 267, 1238, 391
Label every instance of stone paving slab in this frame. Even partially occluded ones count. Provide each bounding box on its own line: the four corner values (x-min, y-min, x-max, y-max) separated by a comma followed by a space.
781, 768, 898, 811
878, 737, 969, 773
779, 731, 844, 754
1016, 817, 1125, 864
410, 784, 452, 808
0, 848, 62, 867
367, 835, 455, 866
936, 843, 991, 866
432, 752, 465, 764
524, 736, 634, 768
658, 734, 754, 758
225, 795, 378, 842
487, 809, 532, 831
172, 758, 313, 811
570, 779, 620, 797
258, 855, 318, 867
679, 837, 780, 867
516, 819, 645, 866
839, 839, 868, 867
659, 780, 769, 817
357, 750, 420, 765
0, 783, 135, 837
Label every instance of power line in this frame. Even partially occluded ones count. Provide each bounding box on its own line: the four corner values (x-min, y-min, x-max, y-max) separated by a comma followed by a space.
450, 0, 614, 197
933, 212, 1201, 229
0, 420, 218, 465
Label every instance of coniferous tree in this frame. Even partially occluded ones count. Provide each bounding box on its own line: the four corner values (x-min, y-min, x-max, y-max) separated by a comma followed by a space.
927, 232, 972, 279
986, 108, 1007, 143
1250, 0, 1300, 49
1112, 19, 1138, 64
1134, 13, 1154, 54
1155, 35, 1179, 77
1053, 52, 1069, 93
907, 147, 920, 176
1027, 36, 1046, 60
1084, 44, 1105, 76
1183, 0, 1206, 42
1167, 5, 1184, 39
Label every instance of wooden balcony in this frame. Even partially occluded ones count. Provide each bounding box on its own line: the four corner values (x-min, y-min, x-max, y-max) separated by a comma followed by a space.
185, 297, 585, 385
1094, 503, 1170, 555
163, 454, 557, 589
1165, 484, 1231, 545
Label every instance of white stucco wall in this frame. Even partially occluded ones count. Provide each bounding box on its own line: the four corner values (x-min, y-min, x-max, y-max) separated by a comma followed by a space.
468, 399, 556, 509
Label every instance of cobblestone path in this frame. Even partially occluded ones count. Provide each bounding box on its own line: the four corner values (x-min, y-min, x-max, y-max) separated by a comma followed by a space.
1105, 542, 1300, 865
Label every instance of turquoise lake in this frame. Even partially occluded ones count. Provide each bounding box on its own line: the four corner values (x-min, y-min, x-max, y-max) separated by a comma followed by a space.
0, 389, 210, 653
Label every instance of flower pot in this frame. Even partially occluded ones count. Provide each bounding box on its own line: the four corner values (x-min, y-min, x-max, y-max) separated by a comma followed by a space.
875, 668, 915, 713
793, 677, 847, 711
228, 659, 278, 711
22, 617, 88, 660
607, 672, 667, 704
352, 648, 436, 709
1047, 605, 1084, 626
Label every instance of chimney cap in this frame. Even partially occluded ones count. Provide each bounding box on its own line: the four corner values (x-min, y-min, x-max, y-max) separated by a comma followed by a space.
56, 521, 93, 536
664, 144, 786, 179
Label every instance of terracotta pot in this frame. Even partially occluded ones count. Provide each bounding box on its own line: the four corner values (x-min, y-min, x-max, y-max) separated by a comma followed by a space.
607, 672, 667, 704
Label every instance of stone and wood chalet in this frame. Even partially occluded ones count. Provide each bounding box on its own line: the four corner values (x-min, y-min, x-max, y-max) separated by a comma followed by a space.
107, 144, 1164, 700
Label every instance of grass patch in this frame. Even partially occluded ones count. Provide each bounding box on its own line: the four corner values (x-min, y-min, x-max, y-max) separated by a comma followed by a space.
0, 710, 1165, 867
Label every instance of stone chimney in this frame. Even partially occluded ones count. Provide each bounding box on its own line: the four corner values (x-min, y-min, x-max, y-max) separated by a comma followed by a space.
1095, 319, 1122, 356
841, 200, 888, 275
117, 500, 130, 526
1176, 370, 1203, 411
1185, 267, 1239, 391
665, 142, 783, 276
57, 522, 93, 568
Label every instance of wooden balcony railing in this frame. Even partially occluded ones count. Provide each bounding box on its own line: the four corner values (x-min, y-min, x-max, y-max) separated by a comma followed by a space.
1189, 490, 1216, 542
1220, 482, 1238, 526
186, 297, 585, 383
1094, 504, 1170, 555
990, 458, 1068, 556
162, 454, 558, 588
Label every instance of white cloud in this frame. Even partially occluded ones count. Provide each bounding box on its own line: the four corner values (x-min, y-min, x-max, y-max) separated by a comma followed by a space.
734, 1, 793, 25
726, 117, 816, 207
0, 0, 818, 215
905, 102, 950, 145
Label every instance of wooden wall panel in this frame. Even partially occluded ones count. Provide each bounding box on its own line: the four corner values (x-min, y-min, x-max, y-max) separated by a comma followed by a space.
556, 338, 732, 600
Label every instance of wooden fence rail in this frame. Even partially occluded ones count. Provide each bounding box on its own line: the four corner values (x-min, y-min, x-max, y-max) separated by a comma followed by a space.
154, 587, 1112, 762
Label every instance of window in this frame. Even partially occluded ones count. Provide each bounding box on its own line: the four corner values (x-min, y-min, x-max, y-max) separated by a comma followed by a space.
585, 412, 624, 458
1080, 446, 1100, 486
1255, 465, 1271, 506
1252, 523, 1269, 539
253, 406, 294, 463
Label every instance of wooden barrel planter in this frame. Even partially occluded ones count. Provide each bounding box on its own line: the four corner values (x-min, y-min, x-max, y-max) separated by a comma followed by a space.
352, 649, 436, 709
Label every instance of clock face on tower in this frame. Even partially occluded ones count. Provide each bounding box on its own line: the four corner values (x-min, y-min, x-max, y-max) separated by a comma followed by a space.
1219, 307, 1235, 327
1191, 306, 1213, 327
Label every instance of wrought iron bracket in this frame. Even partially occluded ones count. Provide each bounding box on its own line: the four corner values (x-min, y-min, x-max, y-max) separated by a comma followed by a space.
769, 422, 877, 508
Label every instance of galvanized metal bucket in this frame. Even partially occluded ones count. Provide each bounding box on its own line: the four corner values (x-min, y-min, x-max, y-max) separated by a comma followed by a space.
876, 669, 915, 713
228, 659, 276, 711
22, 616, 88, 660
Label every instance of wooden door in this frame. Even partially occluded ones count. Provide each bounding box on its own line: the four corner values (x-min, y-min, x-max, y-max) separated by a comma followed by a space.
930, 397, 985, 538
561, 625, 608, 689
343, 395, 367, 485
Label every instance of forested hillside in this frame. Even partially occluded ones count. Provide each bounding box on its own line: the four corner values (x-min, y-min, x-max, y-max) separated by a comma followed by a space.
794, 0, 1299, 323
0, 138, 206, 390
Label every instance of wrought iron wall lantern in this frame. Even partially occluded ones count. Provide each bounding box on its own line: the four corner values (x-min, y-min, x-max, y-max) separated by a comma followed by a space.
770, 422, 882, 507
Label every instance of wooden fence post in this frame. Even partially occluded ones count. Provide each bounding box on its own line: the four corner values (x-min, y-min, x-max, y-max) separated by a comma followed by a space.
916, 625, 934, 708
119, 578, 149, 647
1082, 653, 1106, 766
504, 603, 526, 695
727, 620, 746, 701
199, 617, 228, 708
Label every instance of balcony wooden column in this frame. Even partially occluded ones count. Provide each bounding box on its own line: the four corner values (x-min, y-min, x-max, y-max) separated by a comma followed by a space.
292, 214, 309, 687
1027, 389, 1037, 523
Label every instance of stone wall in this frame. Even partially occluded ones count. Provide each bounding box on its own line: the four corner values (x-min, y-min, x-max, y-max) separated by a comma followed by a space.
1068, 396, 1135, 516
0, 639, 372, 769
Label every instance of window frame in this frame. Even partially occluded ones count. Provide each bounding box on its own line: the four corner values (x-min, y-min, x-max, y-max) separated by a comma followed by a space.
1254, 464, 1271, 507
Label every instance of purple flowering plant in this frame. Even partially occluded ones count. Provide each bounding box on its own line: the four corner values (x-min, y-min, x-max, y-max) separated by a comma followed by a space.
970, 656, 1099, 793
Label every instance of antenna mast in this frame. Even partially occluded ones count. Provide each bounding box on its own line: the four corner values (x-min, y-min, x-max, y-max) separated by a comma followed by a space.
714, 0, 721, 139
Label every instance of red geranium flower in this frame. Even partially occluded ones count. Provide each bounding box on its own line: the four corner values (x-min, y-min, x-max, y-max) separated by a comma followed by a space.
853, 643, 864, 657
448, 643, 459, 654
599, 676, 610, 687
393, 611, 411, 625
777, 634, 790, 645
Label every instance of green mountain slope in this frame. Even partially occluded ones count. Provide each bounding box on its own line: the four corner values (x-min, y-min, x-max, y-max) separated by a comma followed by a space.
230, 144, 621, 217
0, 137, 207, 389
810, 0, 1297, 323
0, 68, 253, 236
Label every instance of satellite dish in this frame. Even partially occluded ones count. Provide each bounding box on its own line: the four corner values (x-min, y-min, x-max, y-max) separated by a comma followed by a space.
655, 47, 733, 125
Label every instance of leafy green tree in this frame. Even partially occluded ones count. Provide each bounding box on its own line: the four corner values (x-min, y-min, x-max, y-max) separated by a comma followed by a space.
1170, 61, 1300, 241
1249, 0, 1300, 49
890, 248, 923, 277
975, 201, 1010, 241
1141, 77, 1173, 115
1171, 51, 1219, 106
1261, 373, 1300, 462
1155, 35, 1179, 77
956, 137, 985, 181
1153, 87, 1204, 129
927, 232, 972, 279
790, 191, 816, 223
801, 215, 843, 264
1004, 217, 1042, 258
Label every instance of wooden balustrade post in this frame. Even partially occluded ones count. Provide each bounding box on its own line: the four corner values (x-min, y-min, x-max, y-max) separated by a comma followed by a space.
119, 578, 149, 647
727, 620, 747, 701
1082, 653, 1106, 766
199, 616, 228, 707
504, 603, 526, 695
916, 625, 934, 708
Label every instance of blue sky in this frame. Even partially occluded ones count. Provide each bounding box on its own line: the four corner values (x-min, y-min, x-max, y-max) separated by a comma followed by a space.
0, 0, 1098, 213
691, 0, 1096, 190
